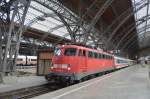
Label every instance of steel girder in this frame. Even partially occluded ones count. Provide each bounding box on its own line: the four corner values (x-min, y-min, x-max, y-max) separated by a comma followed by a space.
82, 0, 114, 44
136, 0, 150, 48
20, 37, 53, 55
104, 1, 148, 48
143, 0, 150, 39
124, 24, 150, 51
115, 14, 150, 50
120, 27, 150, 52
0, 0, 31, 74
33, 0, 79, 42
32, 0, 111, 47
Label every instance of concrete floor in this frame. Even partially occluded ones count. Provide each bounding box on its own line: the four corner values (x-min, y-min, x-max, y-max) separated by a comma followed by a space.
0, 76, 47, 93
33, 65, 150, 99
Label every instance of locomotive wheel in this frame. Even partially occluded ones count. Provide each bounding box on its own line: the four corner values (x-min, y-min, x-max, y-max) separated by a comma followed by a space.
74, 80, 81, 84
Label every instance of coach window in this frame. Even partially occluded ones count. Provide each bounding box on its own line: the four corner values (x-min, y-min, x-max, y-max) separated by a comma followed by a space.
64, 48, 77, 56
31, 59, 37, 61
17, 58, 23, 61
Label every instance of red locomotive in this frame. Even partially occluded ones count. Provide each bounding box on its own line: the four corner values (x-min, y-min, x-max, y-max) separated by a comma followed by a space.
45, 45, 133, 83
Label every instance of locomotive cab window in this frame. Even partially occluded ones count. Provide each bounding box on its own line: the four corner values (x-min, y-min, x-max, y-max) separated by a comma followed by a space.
54, 47, 61, 56
64, 48, 77, 56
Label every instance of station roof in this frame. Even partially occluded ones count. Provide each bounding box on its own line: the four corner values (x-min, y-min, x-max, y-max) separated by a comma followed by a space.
24, 27, 71, 44
20, 0, 150, 57
57, 0, 138, 55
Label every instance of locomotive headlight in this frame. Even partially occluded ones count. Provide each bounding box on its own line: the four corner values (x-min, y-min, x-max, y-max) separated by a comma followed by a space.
67, 67, 71, 71
50, 66, 54, 69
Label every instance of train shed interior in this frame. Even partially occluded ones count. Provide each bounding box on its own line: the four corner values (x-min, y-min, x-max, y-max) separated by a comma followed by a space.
0, 0, 150, 98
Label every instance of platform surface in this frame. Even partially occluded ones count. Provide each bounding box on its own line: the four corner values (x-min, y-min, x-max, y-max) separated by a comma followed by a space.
0, 76, 47, 93
33, 65, 150, 99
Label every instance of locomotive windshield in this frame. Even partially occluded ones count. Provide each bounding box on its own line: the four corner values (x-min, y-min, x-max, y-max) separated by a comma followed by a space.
54, 47, 61, 56
64, 48, 77, 56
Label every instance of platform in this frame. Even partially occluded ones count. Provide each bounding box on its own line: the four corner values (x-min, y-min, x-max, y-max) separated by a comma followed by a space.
0, 76, 47, 93
33, 65, 150, 99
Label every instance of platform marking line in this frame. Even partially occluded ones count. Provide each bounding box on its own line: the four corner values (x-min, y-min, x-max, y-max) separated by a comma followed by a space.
51, 74, 112, 99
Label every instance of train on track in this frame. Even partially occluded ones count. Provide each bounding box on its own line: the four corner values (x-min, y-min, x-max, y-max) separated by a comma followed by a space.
45, 45, 134, 83
16, 55, 37, 66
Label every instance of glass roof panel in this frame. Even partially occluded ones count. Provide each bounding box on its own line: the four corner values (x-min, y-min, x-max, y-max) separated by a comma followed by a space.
133, 0, 150, 47
24, 0, 71, 40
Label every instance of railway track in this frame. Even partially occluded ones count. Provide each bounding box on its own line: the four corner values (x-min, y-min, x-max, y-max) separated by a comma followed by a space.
0, 83, 64, 99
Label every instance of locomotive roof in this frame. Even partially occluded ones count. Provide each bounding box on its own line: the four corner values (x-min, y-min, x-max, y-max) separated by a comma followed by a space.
62, 45, 113, 56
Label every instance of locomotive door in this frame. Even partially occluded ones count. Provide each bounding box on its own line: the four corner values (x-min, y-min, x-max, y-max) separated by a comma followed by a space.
79, 49, 87, 72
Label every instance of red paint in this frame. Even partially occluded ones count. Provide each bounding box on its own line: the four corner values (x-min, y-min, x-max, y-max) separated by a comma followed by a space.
50, 45, 115, 74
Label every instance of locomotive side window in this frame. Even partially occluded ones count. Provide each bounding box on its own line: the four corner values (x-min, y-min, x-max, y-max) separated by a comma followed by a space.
79, 50, 86, 57
98, 54, 100, 59
105, 55, 107, 59
94, 52, 97, 58
107, 55, 109, 59
99, 54, 102, 59
88, 51, 93, 58
104, 54, 107, 59
95, 53, 98, 59
64, 48, 77, 56
83, 50, 86, 56
102, 54, 105, 59
78, 50, 82, 56
110, 56, 112, 59
108, 55, 111, 59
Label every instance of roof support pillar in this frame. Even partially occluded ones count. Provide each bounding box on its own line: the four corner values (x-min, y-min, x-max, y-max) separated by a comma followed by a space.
0, 0, 31, 76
